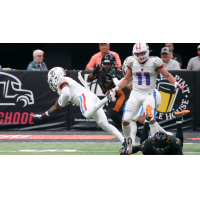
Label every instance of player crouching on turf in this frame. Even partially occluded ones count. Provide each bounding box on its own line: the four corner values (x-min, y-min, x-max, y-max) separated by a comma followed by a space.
30, 67, 131, 151
122, 107, 190, 155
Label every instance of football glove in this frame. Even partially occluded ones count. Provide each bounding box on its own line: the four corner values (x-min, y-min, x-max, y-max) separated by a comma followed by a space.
30, 113, 43, 119
92, 64, 102, 76
174, 82, 184, 92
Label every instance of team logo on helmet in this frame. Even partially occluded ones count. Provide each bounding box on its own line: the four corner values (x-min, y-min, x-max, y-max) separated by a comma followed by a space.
50, 69, 55, 76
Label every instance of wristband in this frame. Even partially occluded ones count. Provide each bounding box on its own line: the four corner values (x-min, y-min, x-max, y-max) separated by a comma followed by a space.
45, 111, 50, 117
115, 86, 120, 91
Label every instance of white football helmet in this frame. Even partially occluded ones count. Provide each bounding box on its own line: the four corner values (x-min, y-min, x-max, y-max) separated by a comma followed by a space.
132, 43, 150, 64
47, 67, 66, 92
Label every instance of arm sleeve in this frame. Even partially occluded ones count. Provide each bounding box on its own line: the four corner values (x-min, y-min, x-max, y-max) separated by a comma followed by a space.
86, 55, 96, 69
113, 77, 124, 86
58, 87, 71, 107
187, 58, 193, 69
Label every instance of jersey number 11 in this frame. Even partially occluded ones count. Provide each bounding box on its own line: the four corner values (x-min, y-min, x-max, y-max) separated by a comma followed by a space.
136, 72, 150, 85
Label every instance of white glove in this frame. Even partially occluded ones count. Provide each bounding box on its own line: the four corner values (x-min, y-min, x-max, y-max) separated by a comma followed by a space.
114, 86, 120, 91
174, 82, 184, 92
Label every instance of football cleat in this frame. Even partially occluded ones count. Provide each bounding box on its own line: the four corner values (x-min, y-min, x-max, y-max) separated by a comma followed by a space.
126, 137, 133, 155
105, 89, 116, 103
175, 110, 190, 120
119, 147, 126, 155
120, 137, 128, 155
146, 105, 153, 121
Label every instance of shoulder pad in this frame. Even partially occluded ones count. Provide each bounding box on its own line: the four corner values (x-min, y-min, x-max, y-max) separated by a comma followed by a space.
57, 77, 69, 90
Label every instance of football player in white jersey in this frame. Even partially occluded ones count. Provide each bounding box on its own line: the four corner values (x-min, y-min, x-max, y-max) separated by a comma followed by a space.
31, 67, 128, 149
110, 56, 173, 146
113, 43, 184, 154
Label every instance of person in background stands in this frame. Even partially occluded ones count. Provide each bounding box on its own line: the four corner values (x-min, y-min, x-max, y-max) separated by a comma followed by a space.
0, 65, 12, 71
27, 49, 48, 71
161, 47, 180, 70
85, 43, 122, 71
187, 45, 200, 71
165, 43, 182, 68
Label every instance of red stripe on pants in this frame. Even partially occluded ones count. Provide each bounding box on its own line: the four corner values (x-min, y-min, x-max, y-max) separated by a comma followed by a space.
82, 94, 87, 111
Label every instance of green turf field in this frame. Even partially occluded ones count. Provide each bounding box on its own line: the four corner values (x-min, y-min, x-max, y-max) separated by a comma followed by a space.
0, 143, 200, 155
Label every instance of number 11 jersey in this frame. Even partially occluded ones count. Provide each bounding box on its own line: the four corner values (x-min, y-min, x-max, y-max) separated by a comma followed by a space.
126, 56, 164, 93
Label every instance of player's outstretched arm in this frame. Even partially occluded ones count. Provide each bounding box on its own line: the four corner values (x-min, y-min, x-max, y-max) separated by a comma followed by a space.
30, 100, 61, 119
109, 68, 133, 91
115, 67, 132, 91
158, 67, 184, 91
112, 77, 133, 91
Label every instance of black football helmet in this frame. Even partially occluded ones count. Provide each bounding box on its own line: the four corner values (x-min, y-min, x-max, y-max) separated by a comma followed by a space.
101, 53, 116, 72
152, 132, 170, 155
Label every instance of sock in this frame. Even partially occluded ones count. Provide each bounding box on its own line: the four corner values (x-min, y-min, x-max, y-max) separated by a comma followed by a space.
130, 121, 137, 146
176, 121, 183, 147
140, 122, 150, 144
149, 122, 160, 137
83, 97, 108, 118
100, 121, 124, 143
122, 124, 131, 138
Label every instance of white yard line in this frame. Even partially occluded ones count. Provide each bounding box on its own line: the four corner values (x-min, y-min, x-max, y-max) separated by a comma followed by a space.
0, 150, 117, 153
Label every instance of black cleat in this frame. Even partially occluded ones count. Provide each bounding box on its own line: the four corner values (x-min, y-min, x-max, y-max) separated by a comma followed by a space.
119, 147, 126, 155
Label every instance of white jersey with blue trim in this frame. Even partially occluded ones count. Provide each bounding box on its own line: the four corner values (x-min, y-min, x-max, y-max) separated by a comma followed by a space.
126, 56, 163, 93
57, 76, 89, 106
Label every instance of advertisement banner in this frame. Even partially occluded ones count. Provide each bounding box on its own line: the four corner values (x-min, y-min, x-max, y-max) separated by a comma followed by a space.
0, 70, 195, 131
195, 72, 200, 131
69, 70, 195, 131
0, 71, 68, 130
155, 70, 194, 131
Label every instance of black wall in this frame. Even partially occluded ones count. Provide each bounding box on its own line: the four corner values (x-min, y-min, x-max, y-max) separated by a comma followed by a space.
0, 43, 199, 70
